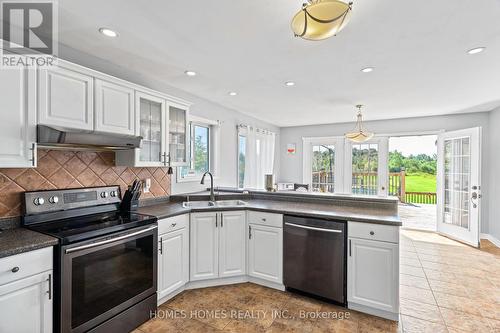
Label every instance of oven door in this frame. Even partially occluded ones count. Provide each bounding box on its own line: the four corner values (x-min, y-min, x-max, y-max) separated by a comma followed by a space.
60, 225, 157, 333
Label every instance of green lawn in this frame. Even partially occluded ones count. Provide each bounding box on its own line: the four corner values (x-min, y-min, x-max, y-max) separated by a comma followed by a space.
405, 173, 436, 193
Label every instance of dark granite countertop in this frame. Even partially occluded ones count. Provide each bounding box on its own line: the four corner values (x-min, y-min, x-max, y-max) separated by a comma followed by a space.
0, 228, 58, 259
138, 199, 401, 226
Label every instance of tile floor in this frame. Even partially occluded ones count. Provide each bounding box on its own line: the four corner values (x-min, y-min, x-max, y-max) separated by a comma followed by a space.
135, 230, 500, 332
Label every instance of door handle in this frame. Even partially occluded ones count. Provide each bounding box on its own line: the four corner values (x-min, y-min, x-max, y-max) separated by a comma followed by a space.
216, 214, 218, 228
159, 237, 163, 255
471, 191, 480, 208
47, 274, 52, 300
285, 222, 342, 233
249, 225, 252, 239
221, 213, 223, 228
65, 225, 157, 254
349, 239, 352, 257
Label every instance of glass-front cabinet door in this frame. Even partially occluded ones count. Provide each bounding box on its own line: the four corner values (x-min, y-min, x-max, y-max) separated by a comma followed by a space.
136, 92, 166, 166
167, 102, 189, 166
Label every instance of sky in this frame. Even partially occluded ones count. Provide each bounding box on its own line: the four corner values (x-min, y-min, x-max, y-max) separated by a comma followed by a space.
389, 135, 437, 157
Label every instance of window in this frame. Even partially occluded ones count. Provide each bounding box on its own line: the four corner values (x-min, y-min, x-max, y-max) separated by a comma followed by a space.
238, 135, 246, 188
311, 144, 335, 193
237, 125, 275, 189
351, 143, 379, 195
303, 137, 388, 196
179, 123, 210, 180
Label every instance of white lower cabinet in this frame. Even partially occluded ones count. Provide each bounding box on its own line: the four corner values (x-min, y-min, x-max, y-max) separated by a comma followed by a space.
347, 221, 399, 320
0, 247, 53, 333
190, 211, 246, 281
219, 211, 246, 278
248, 223, 283, 284
158, 215, 189, 301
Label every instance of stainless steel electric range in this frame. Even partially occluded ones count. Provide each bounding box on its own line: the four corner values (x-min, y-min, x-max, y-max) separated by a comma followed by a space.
22, 186, 158, 333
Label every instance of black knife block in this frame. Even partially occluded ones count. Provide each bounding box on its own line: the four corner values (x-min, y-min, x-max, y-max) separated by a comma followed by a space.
120, 190, 139, 211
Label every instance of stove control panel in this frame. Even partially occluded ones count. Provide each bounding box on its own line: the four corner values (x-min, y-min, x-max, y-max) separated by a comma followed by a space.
23, 186, 122, 215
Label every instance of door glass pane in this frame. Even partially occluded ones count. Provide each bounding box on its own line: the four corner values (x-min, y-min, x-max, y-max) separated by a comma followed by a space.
71, 235, 154, 329
139, 98, 162, 163
352, 143, 378, 195
169, 106, 187, 163
311, 144, 335, 193
443, 137, 471, 229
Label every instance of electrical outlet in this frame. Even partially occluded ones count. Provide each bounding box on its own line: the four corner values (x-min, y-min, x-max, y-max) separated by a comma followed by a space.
144, 178, 151, 193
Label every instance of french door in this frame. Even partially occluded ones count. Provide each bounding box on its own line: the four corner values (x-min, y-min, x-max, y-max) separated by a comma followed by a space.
437, 127, 481, 247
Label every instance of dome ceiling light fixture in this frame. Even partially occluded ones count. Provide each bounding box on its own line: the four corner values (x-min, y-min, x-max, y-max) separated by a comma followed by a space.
345, 105, 374, 143
291, 0, 353, 41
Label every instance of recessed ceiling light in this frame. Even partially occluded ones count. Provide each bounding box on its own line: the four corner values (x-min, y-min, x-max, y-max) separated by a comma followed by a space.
228, 91, 237, 96
184, 70, 197, 76
467, 47, 485, 55
361, 67, 374, 73
285, 81, 295, 86
99, 28, 118, 37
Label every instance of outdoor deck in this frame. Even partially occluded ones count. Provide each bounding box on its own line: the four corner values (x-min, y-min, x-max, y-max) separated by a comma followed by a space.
399, 203, 437, 231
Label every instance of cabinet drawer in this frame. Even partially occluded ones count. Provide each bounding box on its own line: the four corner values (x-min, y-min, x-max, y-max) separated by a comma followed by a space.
0, 247, 53, 285
247, 211, 283, 228
158, 214, 188, 235
348, 221, 399, 243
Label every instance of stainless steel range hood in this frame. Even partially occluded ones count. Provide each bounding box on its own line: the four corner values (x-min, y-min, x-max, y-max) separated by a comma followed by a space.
37, 125, 142, 151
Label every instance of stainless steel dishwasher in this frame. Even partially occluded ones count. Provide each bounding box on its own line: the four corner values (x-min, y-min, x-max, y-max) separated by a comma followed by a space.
283, 215, 346, 305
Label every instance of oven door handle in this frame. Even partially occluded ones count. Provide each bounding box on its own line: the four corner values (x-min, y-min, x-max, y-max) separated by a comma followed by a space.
65, 225, 158, 254
285, 222, 342, 233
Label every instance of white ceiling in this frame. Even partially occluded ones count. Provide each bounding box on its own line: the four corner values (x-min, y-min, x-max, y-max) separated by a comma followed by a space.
57, 0, 500, 127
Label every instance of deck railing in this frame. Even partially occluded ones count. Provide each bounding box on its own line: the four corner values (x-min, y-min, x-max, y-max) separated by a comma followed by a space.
311, 170, 436, 204
405, 192, 437, 204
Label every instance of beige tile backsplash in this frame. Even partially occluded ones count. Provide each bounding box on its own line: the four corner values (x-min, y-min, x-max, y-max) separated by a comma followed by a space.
0, 149, 171, 218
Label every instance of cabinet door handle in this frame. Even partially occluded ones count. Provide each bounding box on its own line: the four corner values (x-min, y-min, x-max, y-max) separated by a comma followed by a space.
30, 143, 37, 166
47, 274, 52, 300
221, 213, 223, 228
11, 266, 19, 273
215, 214, 218, 228
349, 239, 352, 257
249, 225, 252, 239
159, 237, 163, 254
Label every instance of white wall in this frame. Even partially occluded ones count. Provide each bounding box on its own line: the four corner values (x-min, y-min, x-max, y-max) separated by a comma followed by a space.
279, 112, 491, 234
58, 45, 280, 194
488, 107, 500, 241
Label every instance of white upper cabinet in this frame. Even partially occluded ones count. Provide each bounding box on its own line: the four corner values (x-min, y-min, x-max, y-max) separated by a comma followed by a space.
94, 79, 135, 135
167, 102, 189, 166
38, 61, 93, 130
0, 56, 37, 168
219, 211, 246, 278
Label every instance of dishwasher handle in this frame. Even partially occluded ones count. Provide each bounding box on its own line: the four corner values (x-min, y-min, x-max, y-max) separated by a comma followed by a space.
285, 222, 343, 233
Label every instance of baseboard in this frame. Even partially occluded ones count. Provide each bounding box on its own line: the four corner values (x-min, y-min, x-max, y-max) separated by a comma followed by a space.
248, 276, 285, 291
156, 276, 286, 305
480, 233, 500, 247
348, 302, 399, 321
158, 286, 186, 306
185, 276, 249, 290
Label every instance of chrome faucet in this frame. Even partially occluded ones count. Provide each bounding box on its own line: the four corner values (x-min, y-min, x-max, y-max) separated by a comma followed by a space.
200, 171, 215, 202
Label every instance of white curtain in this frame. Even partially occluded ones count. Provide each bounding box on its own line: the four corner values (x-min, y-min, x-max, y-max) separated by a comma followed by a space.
239, 125, 275, 189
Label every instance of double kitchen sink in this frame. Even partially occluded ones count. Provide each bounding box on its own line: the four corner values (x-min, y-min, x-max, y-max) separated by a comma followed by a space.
182, 200, 248, 208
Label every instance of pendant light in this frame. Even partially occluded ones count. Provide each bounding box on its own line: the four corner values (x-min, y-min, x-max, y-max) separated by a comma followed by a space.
345, 105, 374, 143
291, 0, 353, 41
